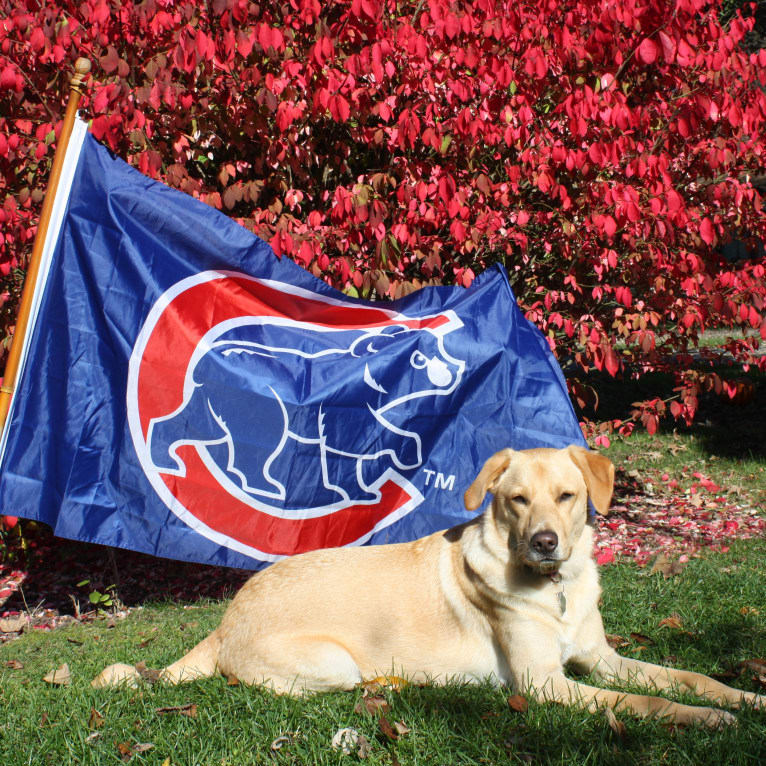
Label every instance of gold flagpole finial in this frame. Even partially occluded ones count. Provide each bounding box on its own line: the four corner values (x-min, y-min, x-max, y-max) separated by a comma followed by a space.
71, 58, 92, 93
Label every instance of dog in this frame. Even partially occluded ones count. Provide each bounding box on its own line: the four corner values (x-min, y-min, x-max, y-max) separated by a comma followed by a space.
93, 446, 764, 727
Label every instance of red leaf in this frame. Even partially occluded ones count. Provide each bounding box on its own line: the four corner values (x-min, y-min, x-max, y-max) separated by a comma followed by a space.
658, 31, 676, 63
602, 215, 617, 238
638, 38, 659, 65
329, 95, 350, 123
596, 548, 615, 565
699, 217, 715, 246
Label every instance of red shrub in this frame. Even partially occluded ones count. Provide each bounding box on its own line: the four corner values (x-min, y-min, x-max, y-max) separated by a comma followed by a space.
1, 0, 765, 430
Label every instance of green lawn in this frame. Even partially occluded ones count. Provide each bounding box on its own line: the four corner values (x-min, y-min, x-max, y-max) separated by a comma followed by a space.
1, 333, 763, 764
1, 537, 765, 765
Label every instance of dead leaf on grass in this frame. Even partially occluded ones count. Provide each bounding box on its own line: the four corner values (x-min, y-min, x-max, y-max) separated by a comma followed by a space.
629, 633, 654, 645
43, 663, 71, 686
270, 733, 299, 751
88, 708, 105, 730
0, 614, 28, 633
507, 694, 529, 713
155, 703, 197, 718
116, 741, 154, 761
227, 674, 240, 686
393, 721, 410, 736
357, 734, 372, 759
740, 606, 760, 616
378, 714, 399, 741
738, 659, 766, 676
649, 554, 686, 579
606, 634, 630, 649
604, 707, 627, 739
4, 659, 23, 669
331, 727, 363, 755
135, 661, 162, 683
658, 613, 684, 631
362, 675, 409, 693
354, 695, 390, 716
116, 741, 133, 759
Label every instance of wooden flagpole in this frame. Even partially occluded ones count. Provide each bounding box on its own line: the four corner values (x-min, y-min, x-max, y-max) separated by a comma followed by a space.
0, 57, 91, 431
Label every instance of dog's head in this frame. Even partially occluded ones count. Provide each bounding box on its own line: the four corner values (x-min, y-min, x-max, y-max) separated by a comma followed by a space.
464, 446, 614, 575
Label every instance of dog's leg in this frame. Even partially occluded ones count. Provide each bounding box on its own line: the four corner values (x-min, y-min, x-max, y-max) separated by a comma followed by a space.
504, 635, 735, 727
590, 651, 766, 710
527, 672, 736, 728
218, 634, 363, 694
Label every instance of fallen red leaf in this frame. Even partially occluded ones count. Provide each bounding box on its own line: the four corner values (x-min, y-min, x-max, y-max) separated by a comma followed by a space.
508, 694, 529, 713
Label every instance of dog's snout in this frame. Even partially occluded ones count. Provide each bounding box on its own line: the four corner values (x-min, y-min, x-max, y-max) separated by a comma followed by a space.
530, 530, 558, 555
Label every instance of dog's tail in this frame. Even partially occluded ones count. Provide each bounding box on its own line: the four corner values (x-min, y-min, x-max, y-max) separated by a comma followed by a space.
91, 629, 221, 688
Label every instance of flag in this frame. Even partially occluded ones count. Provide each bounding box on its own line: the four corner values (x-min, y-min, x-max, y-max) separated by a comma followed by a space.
0, 118, 586, 570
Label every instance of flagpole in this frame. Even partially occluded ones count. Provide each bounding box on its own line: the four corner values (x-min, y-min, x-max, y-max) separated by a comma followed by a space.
0, 57, 91, 430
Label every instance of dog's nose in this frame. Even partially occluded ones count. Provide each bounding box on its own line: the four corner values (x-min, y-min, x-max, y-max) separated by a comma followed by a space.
530, 530, 558, 555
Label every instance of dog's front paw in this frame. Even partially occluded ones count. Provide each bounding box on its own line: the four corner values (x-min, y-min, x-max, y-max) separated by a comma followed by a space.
700, 707, 737, 729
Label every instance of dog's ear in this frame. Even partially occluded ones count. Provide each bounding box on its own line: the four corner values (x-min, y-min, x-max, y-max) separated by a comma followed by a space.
464, 449, 513, 511
567, 446, 615, 515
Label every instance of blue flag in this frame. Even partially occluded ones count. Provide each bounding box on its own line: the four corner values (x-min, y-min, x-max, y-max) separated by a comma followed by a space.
0, 119, 585, 569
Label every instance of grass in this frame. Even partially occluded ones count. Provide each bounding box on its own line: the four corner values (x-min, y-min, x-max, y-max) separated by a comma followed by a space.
1, 332, 764, 764
1, 538, 765, 766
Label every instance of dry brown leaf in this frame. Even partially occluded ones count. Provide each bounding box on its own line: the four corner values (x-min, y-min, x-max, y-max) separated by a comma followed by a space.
4, 659, 24, 669
116, 741, 133, 758
606, 634, 630, 649
738, 659, 766, 676
362, 675, 409, 692
133, 743, 155, 754
740, 606, 760, 616
331, 727, 362, 755
379, 714, 399, 741
0, 614, 28, 633
356, 734, 371, 759
88, 708, 105, 730
227, 674, 240, 686
393, 721, 411, 736
155, 703, 197, 718
649, 554, 686, 579
508, 694, 529, 713
354, 695, 390, 716
270, 735, 293, 751
43, 663, 71, 686
135, 661, 162, 683
630, 632, 654, 645
604, 707, 627, 738
658, 613, 684, 631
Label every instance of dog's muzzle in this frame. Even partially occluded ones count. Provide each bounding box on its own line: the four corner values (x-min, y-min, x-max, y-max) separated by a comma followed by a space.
524, 530, 562, 574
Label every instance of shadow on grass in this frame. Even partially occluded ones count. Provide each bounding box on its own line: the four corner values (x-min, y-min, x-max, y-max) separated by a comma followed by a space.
1, 523, 250, 616
573, 365, 766, 460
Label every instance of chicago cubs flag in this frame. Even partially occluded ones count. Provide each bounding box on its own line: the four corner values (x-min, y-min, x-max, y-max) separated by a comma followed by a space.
0, 118, 586, 570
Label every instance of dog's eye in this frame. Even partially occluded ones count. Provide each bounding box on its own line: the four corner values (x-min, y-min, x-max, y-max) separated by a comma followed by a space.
558, 492, 574, 503
511, 495, 528, 506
